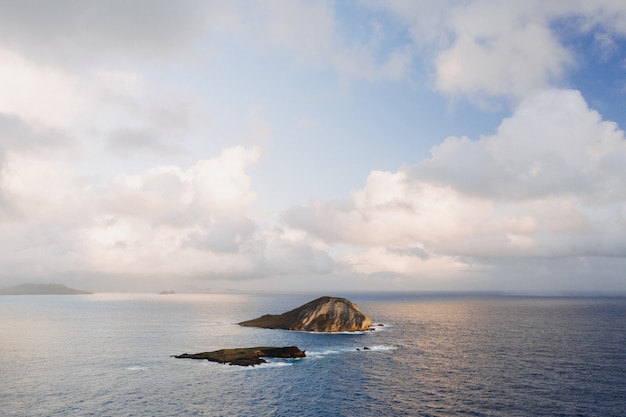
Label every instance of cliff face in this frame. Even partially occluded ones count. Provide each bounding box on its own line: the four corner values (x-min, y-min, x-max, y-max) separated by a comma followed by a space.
239, 296, 373, 332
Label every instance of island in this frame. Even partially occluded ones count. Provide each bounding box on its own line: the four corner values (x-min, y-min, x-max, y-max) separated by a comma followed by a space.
239, 296, 373, 332
0, 283, 92, 295
174, 346, 306, 366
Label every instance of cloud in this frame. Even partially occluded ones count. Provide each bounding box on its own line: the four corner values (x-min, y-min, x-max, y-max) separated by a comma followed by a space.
370, 0, 626, 102
0, 113, 74, 154
0, 112, 77, 220
433, 2, 572, 100
0, 0, 220, 67
0, 147, 260, 280
283, 89, 626, 281
414, 90, 626, 201
6, 0, 624, 115
234, 0, 413, 82
0, 0, 412, 83
86, 143, 337, 282
91, 146, 261, 269
0, 144, 339, 287
0, 3, 217, 155
105, 127, 187, 157
2, 0, 625, 105
0, 47, 90, 127
0, 46, 201, 170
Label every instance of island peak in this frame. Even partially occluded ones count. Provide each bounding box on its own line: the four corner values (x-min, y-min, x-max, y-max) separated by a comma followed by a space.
239, 296, 373, 332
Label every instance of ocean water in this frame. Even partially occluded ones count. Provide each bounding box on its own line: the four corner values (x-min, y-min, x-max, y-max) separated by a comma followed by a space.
1, 292, 625, 417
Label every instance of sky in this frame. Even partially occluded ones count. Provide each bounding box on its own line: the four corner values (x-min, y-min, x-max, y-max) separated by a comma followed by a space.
1, 0, 626, 293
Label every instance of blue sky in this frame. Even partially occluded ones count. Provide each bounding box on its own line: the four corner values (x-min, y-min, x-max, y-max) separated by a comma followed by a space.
1, 1, 625, 293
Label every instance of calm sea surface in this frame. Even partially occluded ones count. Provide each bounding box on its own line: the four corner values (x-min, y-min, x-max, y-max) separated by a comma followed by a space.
1, 292, 624, 416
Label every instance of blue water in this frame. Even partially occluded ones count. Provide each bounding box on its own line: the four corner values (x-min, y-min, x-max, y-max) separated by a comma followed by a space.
1, 293, 625, 416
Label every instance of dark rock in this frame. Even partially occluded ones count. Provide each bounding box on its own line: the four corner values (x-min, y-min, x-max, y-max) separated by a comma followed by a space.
174, 346, 305, 367
239, 296, 373, 332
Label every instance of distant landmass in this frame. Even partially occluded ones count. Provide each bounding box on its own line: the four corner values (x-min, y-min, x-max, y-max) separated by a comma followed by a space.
158, 290, 176, 295
0, 283, 92, 295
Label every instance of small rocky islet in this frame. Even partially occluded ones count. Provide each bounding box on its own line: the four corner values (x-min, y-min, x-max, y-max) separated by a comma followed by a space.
174, 346, 306, 367
174, 296, 377, 367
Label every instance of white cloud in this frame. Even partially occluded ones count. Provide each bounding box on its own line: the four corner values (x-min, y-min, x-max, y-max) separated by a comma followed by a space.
88, 147, 262, 273
1, 147, 264, 280
416, 90, 626, 200
370, 0, 626, 102
0, 47, 89, 127
0, 145, 339, 286
261, 227, 336, 275
343, 245, 468, 278
0, 46, 190, 143
434, 16, 571, 100
283, 89, 626, 280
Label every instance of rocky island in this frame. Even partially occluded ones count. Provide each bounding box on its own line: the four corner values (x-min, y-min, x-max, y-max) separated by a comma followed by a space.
239, 296, 373, 332
174, 346, 306, 366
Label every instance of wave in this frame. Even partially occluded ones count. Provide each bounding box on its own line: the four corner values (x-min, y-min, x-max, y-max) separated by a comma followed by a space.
307, 344, 397, 359
225, 358, 302, 371
227, 344, 397, 371
125, 366, 148, 371
302, 323, 391, 335
365, 345, 397, 351
257, 360, 297, 369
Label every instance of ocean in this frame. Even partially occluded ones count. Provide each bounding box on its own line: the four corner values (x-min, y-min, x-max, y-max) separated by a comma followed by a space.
1, 292, 624, 416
